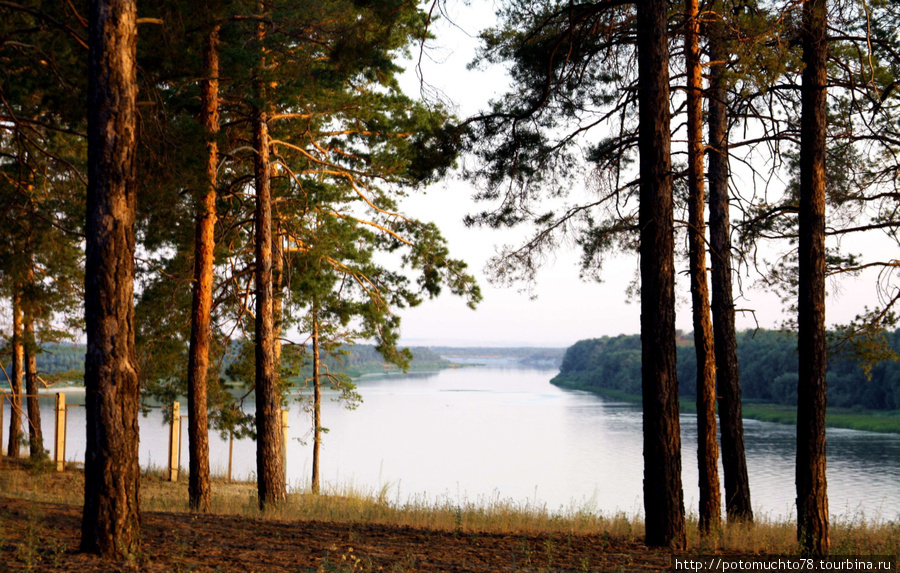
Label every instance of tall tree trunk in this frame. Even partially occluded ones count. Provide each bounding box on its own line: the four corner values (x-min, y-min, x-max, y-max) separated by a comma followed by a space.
22, 204, 43, 460
273, 223, 284, 371
797, 0, 830, 555
685, 0, 720, 534
81, 0, 140, 558
186, 24, 220, 513
254, 102, 286, 510
311, 306, 321, 494
24, 325, 42, 459
7, 291, 23, 459
637, 0, 686, 549
707, 1, 753, 523
24, 294, 43, 459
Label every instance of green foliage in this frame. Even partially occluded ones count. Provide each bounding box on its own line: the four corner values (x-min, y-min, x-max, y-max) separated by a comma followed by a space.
554, 336, 642, 395
0, 343, 84, 388
733, 0, 900, 332
117, 0, 481, 444
294, 345, 448, 380
553, 329, 900, 412
0, 0, 87, 355
461, 0, 641, 287
34, 344, 84, 374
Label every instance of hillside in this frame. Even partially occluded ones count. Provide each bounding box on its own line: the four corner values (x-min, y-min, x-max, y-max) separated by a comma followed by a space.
318, 345, 450, 377
552, 329, 900, 411
0, 344, 451, 389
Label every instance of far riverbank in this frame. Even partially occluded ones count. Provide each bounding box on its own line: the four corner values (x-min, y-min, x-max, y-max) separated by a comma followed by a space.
550, 379, 900, 434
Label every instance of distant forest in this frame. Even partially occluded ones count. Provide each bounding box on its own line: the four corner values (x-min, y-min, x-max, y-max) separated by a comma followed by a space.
0, 343, 85, 381
306, 345, 449, 379
430, 347, 566, 368
553, 330, 900, 410
0, 344, 450, 389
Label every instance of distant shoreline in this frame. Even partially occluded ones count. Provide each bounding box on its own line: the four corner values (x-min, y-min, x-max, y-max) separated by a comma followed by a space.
551, 378, 900, 434
39, 386, 85, 393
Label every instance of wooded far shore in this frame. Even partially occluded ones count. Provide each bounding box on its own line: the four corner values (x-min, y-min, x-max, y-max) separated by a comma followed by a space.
553, 329, 900, 433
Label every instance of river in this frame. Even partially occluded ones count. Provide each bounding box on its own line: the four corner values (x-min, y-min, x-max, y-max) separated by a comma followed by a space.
8, 365, 899, 522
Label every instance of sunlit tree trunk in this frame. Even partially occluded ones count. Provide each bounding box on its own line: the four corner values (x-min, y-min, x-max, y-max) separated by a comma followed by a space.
637, 0, 686, 549
24, 281, 43, 459
311, 305, 321, 494
80, 0, 140, 557
797, 0, 830, 555
254, 94, 286, 510
186, 24, 220, 513
273, 222, 284, 373
708, 0, 753, 523
271, 216, 285, 496
7, 292, 23, 459
686, 0, 720, 534
24, 327, 42, 459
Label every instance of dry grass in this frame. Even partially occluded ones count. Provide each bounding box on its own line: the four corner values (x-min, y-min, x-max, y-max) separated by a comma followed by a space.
2, 461, 898, 558
280, 484, 643, 539
684, 512, 900, 556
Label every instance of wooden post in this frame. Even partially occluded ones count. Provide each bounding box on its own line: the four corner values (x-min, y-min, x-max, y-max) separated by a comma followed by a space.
227, 431, 233, 483
177, 415, 186, 475
168, 401, 180, 482
55, 393, 66, 471
281, 409, 289, 484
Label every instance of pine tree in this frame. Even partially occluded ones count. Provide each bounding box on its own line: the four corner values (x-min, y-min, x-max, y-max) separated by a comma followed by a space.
5, 294, 23, 459
796, 0, 830, 555
461, 0, 693, 545
637, 0, 686, 549
684, 0, 720, 533
23, 270, 44, 459
0, 2, 87, 464
223, 0, 478, 507
252, 51, 285, 510
184, 20, 220, 513
80, 0, 141, 557
707, 0, 753, 523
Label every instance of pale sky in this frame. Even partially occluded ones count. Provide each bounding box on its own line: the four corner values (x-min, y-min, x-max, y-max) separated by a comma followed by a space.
390, 2, 896, 348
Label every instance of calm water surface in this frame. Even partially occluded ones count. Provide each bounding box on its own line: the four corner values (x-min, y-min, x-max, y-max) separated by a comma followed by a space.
10, 365, 900, 521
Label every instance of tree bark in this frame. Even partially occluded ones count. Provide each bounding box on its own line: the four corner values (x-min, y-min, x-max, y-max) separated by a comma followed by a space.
24, 305, 43, 459
685, 0, 720, 534
80, 0, 140, 558
254, 102, 286, 510
311, 307, 321, 494
637, 0, 686, 549
272, 213, 284, 366
797, 0, 830, 555
273, 221, 284, 374
186, 24, 220, 513
707, 1, 753, 523
7, 291, 23, 459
